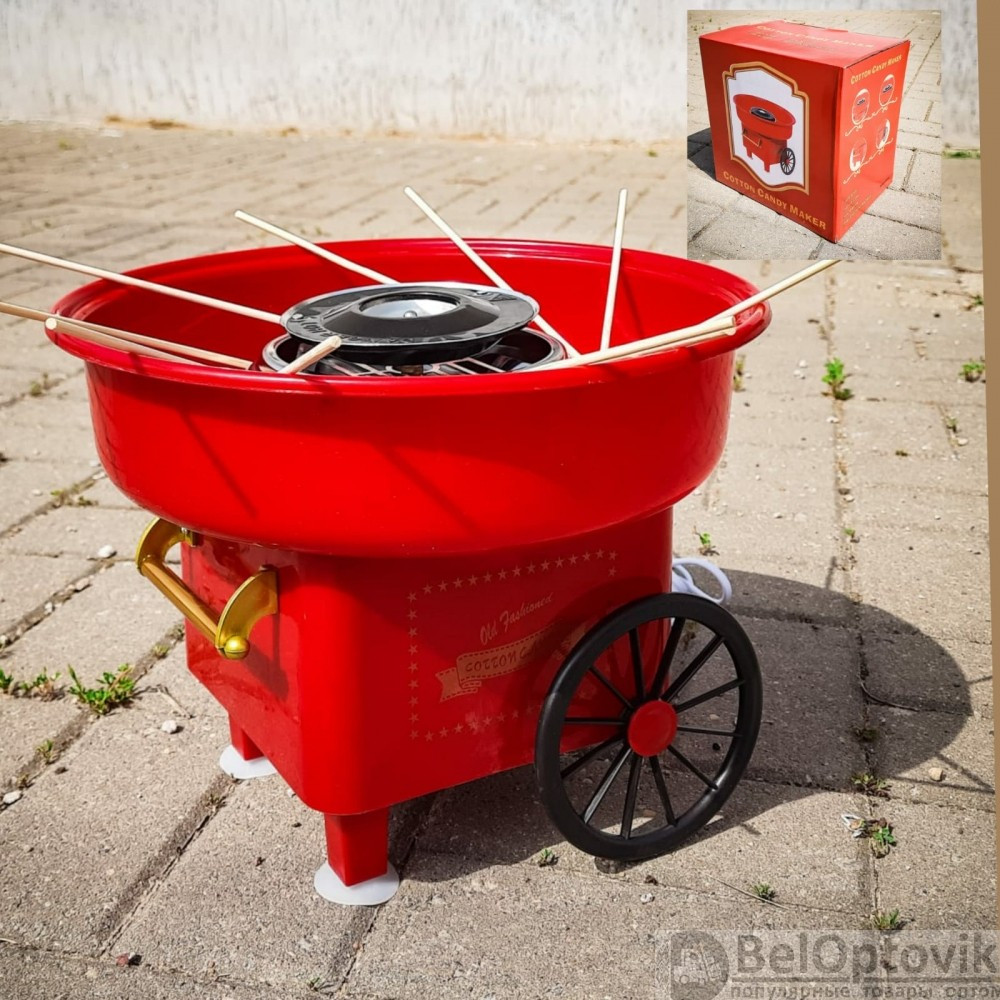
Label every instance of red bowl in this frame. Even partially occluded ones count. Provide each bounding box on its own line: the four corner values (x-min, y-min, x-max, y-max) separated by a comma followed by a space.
51, 239, 769, 556
733, 94, 796, 142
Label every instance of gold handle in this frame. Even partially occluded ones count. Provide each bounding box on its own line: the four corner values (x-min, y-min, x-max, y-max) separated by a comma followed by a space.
135, 518, 278, 660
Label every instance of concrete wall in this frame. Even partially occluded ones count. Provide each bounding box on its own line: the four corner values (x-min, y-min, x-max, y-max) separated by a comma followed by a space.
0, 0, 979, 146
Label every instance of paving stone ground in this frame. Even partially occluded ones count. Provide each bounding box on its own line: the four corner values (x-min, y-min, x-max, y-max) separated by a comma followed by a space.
0, 123, 991, 999
687, 10, 946, 260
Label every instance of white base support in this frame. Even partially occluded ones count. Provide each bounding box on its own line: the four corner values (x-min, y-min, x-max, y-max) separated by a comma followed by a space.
314, 861, 400, 905
218, 744, 278, 780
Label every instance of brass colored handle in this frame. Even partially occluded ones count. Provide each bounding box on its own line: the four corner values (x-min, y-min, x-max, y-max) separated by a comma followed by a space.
135, 517, 277, 660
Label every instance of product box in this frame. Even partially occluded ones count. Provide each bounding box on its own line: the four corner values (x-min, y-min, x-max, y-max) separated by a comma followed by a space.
699, 20, 910, 242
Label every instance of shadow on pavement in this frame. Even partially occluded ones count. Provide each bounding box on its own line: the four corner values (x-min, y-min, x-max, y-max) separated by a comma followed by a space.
688, 129, 715, 178
396, 569, 975, 882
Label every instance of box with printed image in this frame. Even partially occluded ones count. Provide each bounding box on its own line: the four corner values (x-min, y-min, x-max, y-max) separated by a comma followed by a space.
698, 20, 909, 242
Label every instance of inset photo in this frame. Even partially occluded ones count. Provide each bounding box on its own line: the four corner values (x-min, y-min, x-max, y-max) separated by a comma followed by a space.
687, 10, 942, 259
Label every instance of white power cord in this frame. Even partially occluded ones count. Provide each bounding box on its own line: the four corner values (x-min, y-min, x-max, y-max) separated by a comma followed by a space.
671, 557, 733, 605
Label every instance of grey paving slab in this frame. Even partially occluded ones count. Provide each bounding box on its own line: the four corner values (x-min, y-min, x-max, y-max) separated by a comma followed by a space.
0, 458, 99, 527
863, 632, 992, 720
872, 709, 994, 811
722, 565, 856, 627
0, 549, 92, 636
847, 444, 987, 497
123, 777, 372, 991
942, 160, 982, 270
76, 473, 140, 509
742, 618, 865, 788
4, 504, 152, 560
724, 395, 836, 452
851, 529, 990, 644
0, 943, 283, 1000
421, 772, 870, 925
715, 443, 837, 522
842, 397, 956, 460
0, 648, 227, 953
838, 214, 942, 261
905, 151, 943, 199
688, 509, 838, 582
847, 480, 987, 539
0, 423, 96, 466
691, 207, 822, 261
0, 561, 180, 681
0, 693, 80, 788
873, 802, 995, 929
346, 852, 754, 1000
848, 365, 986, 405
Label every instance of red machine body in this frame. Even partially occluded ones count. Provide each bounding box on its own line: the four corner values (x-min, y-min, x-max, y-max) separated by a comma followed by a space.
180, 512, 673, 816
50, 239, 770, 889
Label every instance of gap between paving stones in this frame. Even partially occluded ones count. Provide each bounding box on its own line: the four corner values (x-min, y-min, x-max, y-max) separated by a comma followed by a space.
0, 370, 77, 411
0, 469, 104, 545
114, 766, 442, 993
0, 550, 107, 649
0, 944, 298, 1000
97, 769, 239, 959
1, 620, 184, 795
818, 263, 988, 927
819, 267, 888, 923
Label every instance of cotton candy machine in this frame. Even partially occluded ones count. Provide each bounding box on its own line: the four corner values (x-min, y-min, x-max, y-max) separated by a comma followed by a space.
13, 232, 787, 904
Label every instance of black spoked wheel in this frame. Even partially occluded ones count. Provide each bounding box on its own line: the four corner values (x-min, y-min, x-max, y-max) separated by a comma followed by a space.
535, 593, 762, 861
780, 147, 796, 175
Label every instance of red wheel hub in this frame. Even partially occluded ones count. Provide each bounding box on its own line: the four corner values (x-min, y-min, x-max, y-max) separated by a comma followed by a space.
627, 700, 678, 757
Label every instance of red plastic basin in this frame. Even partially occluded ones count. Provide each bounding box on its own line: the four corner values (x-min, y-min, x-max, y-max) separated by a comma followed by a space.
50, 239, 770, 556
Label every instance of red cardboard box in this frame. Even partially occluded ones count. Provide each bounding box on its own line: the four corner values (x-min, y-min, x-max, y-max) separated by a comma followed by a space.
699, 20, 910, 243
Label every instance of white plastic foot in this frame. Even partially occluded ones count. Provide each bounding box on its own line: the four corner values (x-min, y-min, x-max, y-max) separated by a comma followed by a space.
314, 861, 400, 905
218, 744, 277, 780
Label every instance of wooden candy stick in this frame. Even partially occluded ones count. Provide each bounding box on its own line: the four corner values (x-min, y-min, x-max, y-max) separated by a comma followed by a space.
599, 188, 628, 351
0, 300, 252, 369
234, 210, 396, 285
535, 259, 840, 371
277, 335, 344, 375
44, 317, 202, 365
711, 259, 840, 320
403, 186, 580, 357
0, 242, 282, 325
535, 315, 736, 371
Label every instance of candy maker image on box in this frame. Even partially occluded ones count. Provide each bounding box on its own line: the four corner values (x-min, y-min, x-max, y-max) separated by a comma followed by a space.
699, 20, 909, 242
0, 191, 836, 905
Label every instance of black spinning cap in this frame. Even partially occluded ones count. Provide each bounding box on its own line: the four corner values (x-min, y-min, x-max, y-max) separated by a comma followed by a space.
750, 106, 777, 123
281, 283, 539, 365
